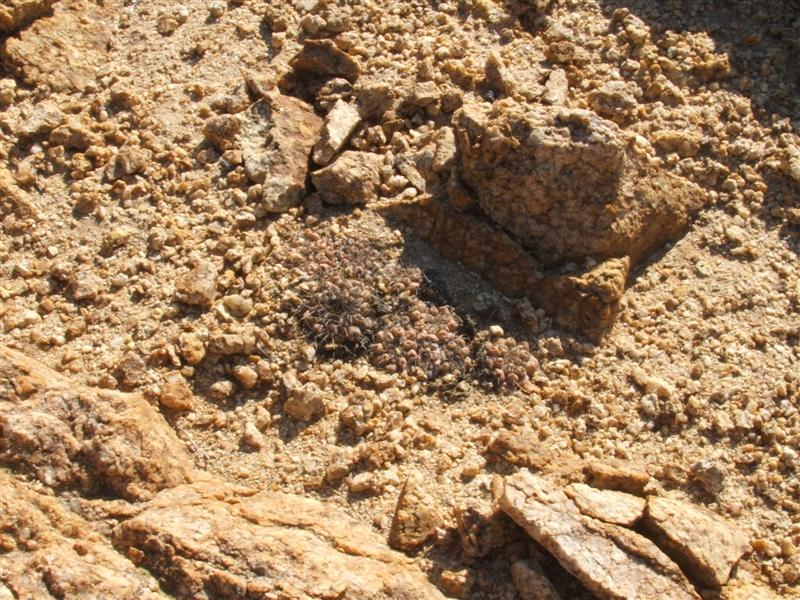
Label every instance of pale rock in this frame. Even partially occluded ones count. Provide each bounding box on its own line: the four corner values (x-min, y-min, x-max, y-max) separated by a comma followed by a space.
500, 472, 699, 600
511, 559, 562, 600
542, 68, 568, 105
312, 150, 383, 205
241, 421, 265, 449
564, 483, 646, 526
232, 365, 258, 389
643, 495, 750, 588
312, 99, 361, 166
284, 382, 326, 421
176, 261, 218, 307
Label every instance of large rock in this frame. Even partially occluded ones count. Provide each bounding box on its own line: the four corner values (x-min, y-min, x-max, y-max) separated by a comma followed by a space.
0, 0, 56, 33
0, 471, 167, 599
564, 483, 646, 527
643, 496, 750, 589
240, 94, 323, 213
389, 475, 446, 551
288, 38, 360, 83
453, 99, 706, 268
312, 99, 361, 166
112, 481, 447, 600
1, 0, 111, 92
0, 345, 197, 501
500, 472, 700, 600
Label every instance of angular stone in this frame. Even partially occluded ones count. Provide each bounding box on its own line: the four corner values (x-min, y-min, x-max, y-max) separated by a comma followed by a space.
2, 0, 111, 92
453, 98, 706, 268
240, 94, 323, 213
0, 472, 167, 599
643, 496, 750, 589
454, 498, 510, 557
488, 429, 551, 470
113, 481, 446, 599
289, 38, 360, 82
0, 0, 56, 32
584, 460, 650, 495
564, 483, 646, 526
312, 150, 383, 205
389, 475, 445, 551
500, 472, 699, 600
283, 382, 327, 421
175, 261, 218, 307
312, 99, 361, 166
0, 345, 197, 501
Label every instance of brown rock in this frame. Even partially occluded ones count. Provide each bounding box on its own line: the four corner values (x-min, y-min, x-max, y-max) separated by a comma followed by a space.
0, 0, 56, 32
113, 481, 446, 599
564, 483, 646, 526
584, 460, 650, 495
17, 100, 64, 138
454, 499, 510, 557
312, 150, 383, 205
500, 472, 699, 600
0, 345, 196, 501
203, 114, 241, 152
0, 471, 167, 599
2, 0, 111, 92
240, 94, 323, 213
175, 261, 218, 307
289, 38, 360, 83
643, 496, 750, 589
453, 99, 706, 268
488, 429, 551, 470
389, 475, 445, 551
283, 382, 327, 421
159, 374, 195, 411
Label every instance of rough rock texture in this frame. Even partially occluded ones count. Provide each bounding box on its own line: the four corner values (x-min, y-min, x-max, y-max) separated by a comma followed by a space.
644, 496, 751, 589
288, 38, 360, 83
1, 0, 110, 92
454, 99, 707, 268
0, 0, 56, 33
112, 481, 446, 600
511, 559, 563, 600
389, 475, 445, 551
312, 99, 361, 166
500, 472, 700, 600
382, 195, 629, 339
0, 345, 196, 500
0, 472, 167, 599
565, 483, 646, 527
313, 150, 383, 205
584, 461, 650, 495
240, 94, 323, 213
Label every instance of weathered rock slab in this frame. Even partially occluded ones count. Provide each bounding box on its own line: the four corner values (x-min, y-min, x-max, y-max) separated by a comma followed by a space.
0, 471, 167, 599
565, 482, 646, 526
643, 496, 750, 589
113, 481, 446, 600
312, 99, 361, 166
500, 472, 699, 600
0, 0, 56, 33
0, 344, 196, 501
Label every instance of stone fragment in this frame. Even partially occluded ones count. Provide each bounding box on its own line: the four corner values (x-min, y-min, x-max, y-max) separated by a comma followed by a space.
178, 332, 206, 365
240, 95, 323, 213
175, 261, 218, 307
222, 294, 253, 318
241, 421, 264, 449
289, 38, 360, 82
312, 150, 383, 205
584, 460, 650, 495
389, 475, 445, 551
284, 382, 326, 421
0, 345, 196, 500
232, 365, 258, 389
0, 0, 56, 32
511, 559, 562, 600
488, 430, 550, 470
643, 496, 750, 588
69, 269, 104, 302
500, 472, 699, 600
454, 499, 509, 557
0, 472, 167, 599
2, 0, 111, 92
564, 483, 646, 526
203, 114, 241, 151
542, 68, 568, 105
690, 459, 726, 496
312, 100, 361, 166
17, 100, 64, 138
207, 332, 255, 356
159, 374, 195, 411
113, 482, 446, 599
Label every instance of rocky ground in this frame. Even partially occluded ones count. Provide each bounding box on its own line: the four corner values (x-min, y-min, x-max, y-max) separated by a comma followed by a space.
1, 0, 799, 598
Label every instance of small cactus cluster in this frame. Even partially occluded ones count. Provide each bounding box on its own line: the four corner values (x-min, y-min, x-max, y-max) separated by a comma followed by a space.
474, 333, 539, 391
371, 303, 472, 386
276, 231, 539, 391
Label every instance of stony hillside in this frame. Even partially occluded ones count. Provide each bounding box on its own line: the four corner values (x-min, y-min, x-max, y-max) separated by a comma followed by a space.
1, 0, 799, 598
